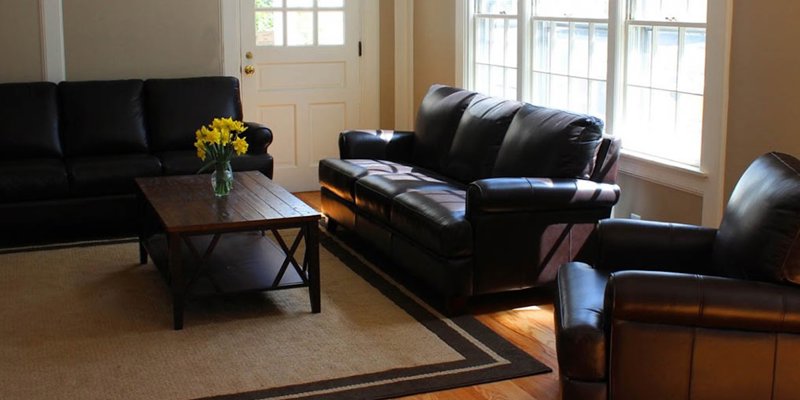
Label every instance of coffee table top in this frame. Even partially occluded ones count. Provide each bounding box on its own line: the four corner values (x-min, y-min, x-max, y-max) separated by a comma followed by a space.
136, 171, 320, 233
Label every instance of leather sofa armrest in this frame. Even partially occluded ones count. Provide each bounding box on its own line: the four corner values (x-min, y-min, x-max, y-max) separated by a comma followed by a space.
606, 270, 800, 334
466, 177, 620, 216
242, 121, 274, 155
595, 219, 717, 274
338, 129, 414, 162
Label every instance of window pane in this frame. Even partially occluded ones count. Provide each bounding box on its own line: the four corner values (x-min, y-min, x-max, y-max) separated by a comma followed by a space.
549, 75, 569, 110
318, 11, 344, 45
490, 66, 506, 97
256, 0, 282, 8
652, 27, 679, 90
650, 89, 677, 135
551, 22, 569, 75
287, 11, 313, 45
318, 0, 343, 7
589, 24, 608, 80
589, 80, 606, 120
627, 25, 652, 87
630, 0, 707, 23
505, 68, 517, 99
678, 28, 706, 94
476, 18, 491, 64
476, 64, 490, 94
569, 77, 589, 113
478, 0, 517, 15
505, 19, 518, 67
532, 21, 551, 72
490, 19, 505, 64
534, 0, 608, 19
286, 0, 313, 7
256, 11, 284, 46
570, 23, 589, 78
532, 72, 550, 105
675, 93, 703, 165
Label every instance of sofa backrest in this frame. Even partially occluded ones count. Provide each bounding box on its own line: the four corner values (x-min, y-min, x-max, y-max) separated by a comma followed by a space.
0, 82, 62, 160
711, 152, 800, 285
144, 76, 243, 153
442, 94, 522, 183
411, 84, 477, 173
59, 79, 149, 157
491, 103, 604, 179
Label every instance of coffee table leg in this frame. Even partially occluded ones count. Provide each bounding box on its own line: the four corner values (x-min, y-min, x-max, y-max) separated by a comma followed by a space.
168, 233, 185, 330
306, 223, 321, 313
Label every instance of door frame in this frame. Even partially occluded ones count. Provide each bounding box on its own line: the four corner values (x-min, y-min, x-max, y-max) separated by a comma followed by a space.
220, 0, 380, 129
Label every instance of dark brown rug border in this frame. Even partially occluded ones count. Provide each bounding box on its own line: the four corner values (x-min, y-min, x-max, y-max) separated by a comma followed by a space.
200, 229, 551, 400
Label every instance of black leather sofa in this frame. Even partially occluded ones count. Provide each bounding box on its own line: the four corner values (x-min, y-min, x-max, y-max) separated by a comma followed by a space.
0, 76, 273, 246
319, 84, 621, 310
555, 152, 800, 400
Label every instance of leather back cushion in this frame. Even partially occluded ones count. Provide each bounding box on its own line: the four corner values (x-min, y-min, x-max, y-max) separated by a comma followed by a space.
411, 84, 477, 172
145, 77, 243, 152
712, 152, 800, 285
442, 95, 522, 183
492, 104, 604, 179
59, 80, 148, 157
0, 82, 62, 159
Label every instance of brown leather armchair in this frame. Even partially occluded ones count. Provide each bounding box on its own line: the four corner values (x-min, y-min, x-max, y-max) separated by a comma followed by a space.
555, 152, 800, 400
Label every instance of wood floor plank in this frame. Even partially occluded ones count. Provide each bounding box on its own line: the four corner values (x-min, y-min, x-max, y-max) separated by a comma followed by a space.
294, 191, 560, 400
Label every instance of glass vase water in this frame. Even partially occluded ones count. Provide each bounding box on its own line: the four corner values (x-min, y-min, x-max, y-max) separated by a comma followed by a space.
211, 161, 234, 197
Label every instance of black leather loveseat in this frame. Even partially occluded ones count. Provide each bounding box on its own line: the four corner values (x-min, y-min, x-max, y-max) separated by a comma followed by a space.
0, 76, 273, 246
319, 84, 621, 310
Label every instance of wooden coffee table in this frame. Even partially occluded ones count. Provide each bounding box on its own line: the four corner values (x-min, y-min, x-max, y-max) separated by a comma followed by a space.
135, 171, 321, 330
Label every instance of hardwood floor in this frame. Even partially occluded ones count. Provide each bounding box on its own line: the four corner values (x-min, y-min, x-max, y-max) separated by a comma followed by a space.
294, 191, 560, 400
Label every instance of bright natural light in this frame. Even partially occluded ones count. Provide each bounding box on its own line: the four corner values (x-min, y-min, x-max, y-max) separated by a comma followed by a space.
468, 0, 710, 167
255, 0, 345, 47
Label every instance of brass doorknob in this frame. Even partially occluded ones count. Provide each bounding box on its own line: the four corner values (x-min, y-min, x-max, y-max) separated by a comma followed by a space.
244, 65, 256, 76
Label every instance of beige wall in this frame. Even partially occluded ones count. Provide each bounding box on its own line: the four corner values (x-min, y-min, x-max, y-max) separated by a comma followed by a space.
62, 0, 222, 81
380, 0, 396, 129
413, 0, 456, 110
725, 0, 800, 199
614, 175, 703, 224
0, 0, 43, 82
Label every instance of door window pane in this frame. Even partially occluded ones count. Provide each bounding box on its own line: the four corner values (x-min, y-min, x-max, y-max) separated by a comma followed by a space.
287, 11, 314, 46
256, 11, 284, 46
286, 0, 313, 8
318, 0, 343, 7
318, 11, 344, 45
255, 0, 345, 47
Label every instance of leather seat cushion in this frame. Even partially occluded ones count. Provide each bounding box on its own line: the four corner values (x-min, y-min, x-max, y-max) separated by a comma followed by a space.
0, 82, 63, 160
354, 171, 464, 222
0, 159, 69, 203
392, 189, 472, 257
59, 80, 150, 157
67, 154, 162, 196
158, 151, 273, 176
319, 158, 418, 203
555, 262, 610, 381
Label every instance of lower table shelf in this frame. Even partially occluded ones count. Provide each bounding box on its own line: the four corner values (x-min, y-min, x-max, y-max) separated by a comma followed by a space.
145, 231, 307, 297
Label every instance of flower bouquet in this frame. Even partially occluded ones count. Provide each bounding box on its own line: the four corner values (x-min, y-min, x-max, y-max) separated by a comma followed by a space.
194, 117, 249, 196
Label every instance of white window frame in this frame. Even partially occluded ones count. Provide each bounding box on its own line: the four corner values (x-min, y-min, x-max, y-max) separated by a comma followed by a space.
456, 0, 732, 227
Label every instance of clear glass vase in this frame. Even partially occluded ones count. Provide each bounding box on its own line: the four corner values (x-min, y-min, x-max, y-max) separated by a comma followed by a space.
211, 161, 234, 197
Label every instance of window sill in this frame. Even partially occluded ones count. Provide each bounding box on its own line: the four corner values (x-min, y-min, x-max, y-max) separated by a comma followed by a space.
618, 150, 708, 196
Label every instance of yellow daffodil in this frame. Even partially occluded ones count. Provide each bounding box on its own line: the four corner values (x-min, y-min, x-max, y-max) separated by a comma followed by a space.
194, 117, 249, 172
233, 136, 248, 155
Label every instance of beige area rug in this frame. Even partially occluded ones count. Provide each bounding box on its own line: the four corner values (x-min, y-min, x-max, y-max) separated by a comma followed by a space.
0, 232, 549, 400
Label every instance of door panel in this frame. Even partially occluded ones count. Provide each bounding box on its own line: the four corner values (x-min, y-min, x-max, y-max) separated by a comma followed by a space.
240, 0, 365, 192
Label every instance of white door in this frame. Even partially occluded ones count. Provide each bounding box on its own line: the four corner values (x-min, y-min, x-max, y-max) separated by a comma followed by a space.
239, 0, 378, 192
